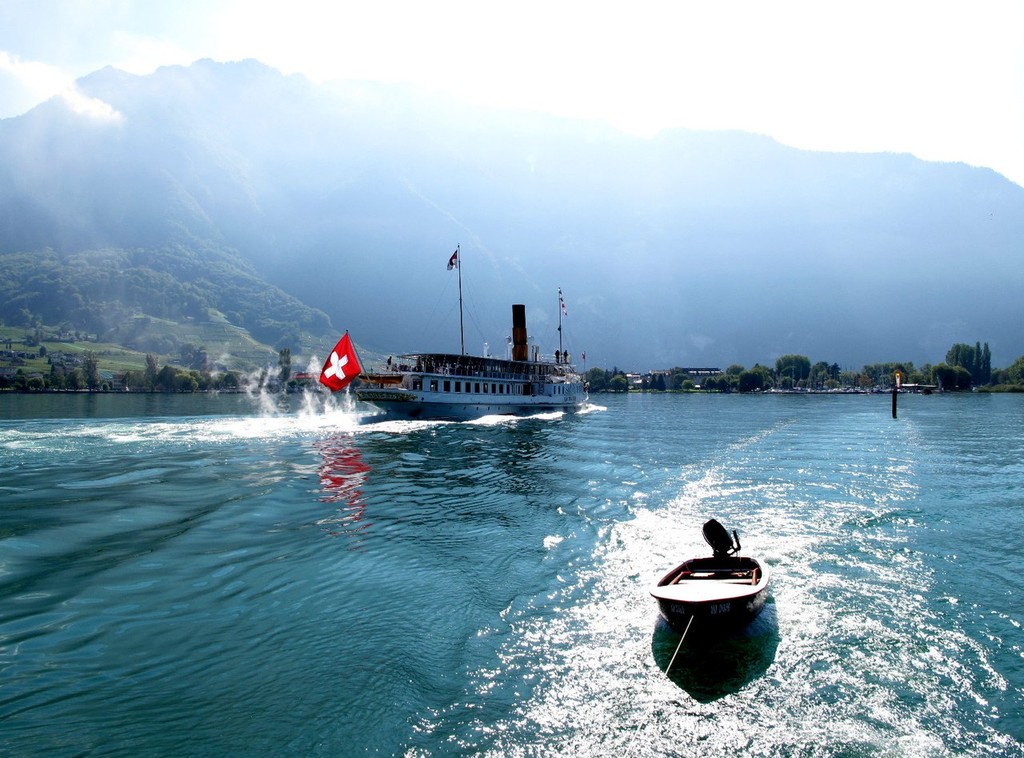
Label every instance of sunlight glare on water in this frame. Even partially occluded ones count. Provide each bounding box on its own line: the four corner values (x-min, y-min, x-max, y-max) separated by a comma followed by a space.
1, 392, 1022, 756
435, 396, 1023, 756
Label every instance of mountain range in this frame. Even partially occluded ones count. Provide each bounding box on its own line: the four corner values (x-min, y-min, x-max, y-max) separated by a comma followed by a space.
2, 58, 1022, 372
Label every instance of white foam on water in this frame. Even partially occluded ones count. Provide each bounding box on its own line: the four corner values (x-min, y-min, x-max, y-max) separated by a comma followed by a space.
447, 412, 1016, 757
0, 389, 461, 452
466, 414, 529, 427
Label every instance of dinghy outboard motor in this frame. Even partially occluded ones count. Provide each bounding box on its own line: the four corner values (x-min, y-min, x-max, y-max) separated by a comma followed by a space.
703, 518, 741, 557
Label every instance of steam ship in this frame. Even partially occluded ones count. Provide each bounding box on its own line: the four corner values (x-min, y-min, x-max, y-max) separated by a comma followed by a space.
355, 303, 587, 420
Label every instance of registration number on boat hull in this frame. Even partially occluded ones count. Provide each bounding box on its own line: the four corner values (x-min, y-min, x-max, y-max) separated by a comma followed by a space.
356, 390, 416, 402
665, 600, 734, 619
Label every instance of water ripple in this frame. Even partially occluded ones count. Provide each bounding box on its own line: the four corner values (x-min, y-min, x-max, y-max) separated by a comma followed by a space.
2, 393, 1023, 756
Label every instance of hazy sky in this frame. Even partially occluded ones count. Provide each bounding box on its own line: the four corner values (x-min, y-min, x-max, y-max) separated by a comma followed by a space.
2, 0, 1023, 187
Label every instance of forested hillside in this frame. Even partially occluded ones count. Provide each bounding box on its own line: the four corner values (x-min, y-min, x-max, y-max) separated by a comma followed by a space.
0, 242, 332, 364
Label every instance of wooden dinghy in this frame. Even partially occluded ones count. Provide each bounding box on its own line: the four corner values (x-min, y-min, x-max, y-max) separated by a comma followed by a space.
650, 519, 771, 637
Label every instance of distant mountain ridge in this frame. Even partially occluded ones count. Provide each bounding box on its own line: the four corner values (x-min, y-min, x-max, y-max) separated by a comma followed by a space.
1, 59, 1022, 370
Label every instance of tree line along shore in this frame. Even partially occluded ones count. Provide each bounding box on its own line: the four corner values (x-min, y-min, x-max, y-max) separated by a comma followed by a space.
3, 331, 1024, 394
586, 343, 1024, 393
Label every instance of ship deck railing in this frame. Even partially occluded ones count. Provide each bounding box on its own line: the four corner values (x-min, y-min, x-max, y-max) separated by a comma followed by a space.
369, 357, 580, 383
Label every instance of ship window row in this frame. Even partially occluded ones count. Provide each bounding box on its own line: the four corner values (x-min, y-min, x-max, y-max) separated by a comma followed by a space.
432, 380, 521, 395
411, 361, 562, 381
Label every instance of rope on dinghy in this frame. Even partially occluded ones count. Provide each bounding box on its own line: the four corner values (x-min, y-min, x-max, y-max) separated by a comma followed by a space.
664, 614, 694, 673
627, 614, 695, 755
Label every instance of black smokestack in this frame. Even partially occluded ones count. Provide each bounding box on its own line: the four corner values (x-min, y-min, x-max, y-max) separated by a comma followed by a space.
512, 304, 528, 361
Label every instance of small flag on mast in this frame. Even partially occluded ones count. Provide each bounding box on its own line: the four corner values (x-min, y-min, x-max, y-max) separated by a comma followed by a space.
319, 332, 361, 392
559, 288, 567, 316
447, 248, 459, 270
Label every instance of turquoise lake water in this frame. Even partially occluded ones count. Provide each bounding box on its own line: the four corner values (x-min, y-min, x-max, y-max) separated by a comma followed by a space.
1, 391, 1022, 756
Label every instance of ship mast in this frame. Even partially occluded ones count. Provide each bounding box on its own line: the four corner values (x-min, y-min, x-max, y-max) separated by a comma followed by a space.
456, 244, 464, 355
557, 287, 565, 359
448, 244, 464, 355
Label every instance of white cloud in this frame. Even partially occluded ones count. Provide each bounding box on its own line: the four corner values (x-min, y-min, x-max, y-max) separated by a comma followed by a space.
0, 51, 121, 122
62, 87, 123, 122
0, 51, 69, 101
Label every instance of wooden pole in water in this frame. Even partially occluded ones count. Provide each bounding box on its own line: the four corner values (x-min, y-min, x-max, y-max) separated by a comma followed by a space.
892, 371, 901, 419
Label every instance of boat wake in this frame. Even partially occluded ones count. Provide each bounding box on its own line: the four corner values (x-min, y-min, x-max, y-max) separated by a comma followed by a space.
468, 410, 564, 425
437, 407, 1019, 757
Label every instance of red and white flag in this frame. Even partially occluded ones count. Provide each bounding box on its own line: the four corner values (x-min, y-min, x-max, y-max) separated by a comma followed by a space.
558, 288, 567, 316
319, 333, 362, 392
447, 248, 459, 270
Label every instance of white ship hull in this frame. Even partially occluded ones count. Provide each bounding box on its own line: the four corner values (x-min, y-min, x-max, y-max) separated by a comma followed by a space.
355, 352, 587, 420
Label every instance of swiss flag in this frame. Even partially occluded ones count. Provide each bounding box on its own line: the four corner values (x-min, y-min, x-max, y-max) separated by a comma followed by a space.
319, 333, 362, 392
